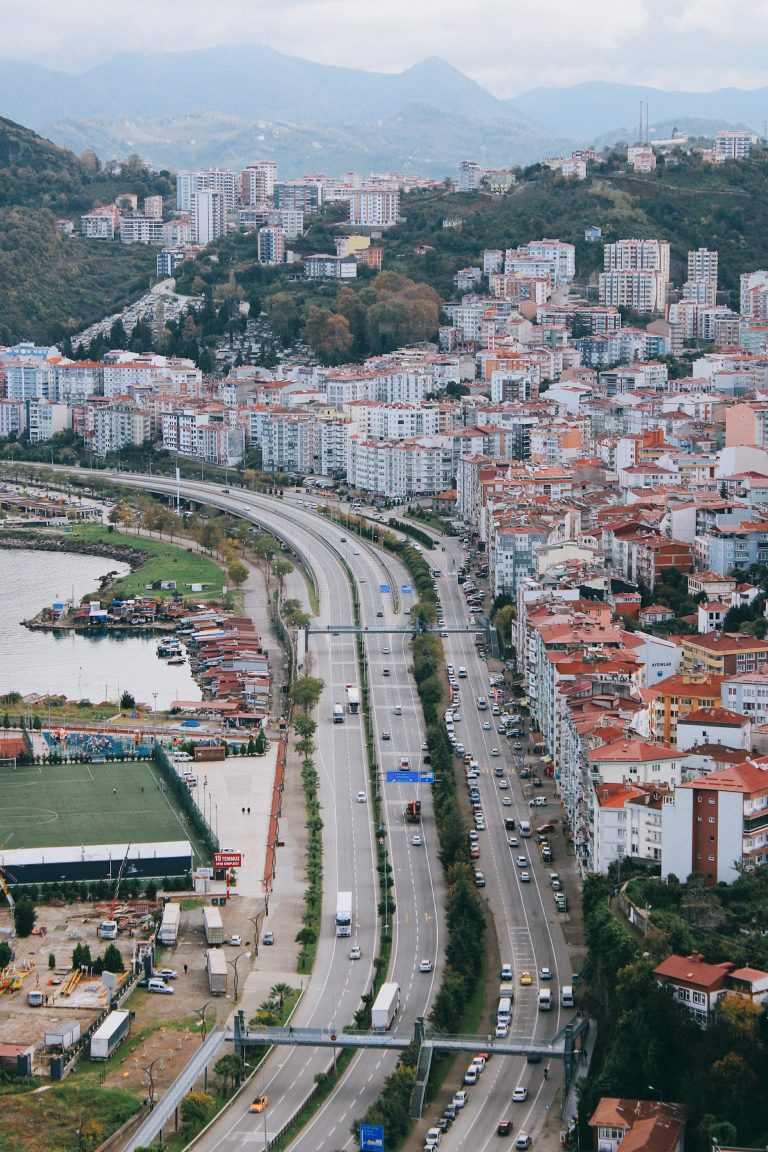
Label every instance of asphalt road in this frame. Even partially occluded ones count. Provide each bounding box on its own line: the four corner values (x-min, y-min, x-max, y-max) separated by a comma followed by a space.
101, 476, 445, 1151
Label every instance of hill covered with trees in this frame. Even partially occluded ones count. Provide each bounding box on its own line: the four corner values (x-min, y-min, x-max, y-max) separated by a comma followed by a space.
0, 117, 173, 344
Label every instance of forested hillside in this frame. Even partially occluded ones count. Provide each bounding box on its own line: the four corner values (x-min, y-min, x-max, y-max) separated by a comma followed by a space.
0, 117, 172, 344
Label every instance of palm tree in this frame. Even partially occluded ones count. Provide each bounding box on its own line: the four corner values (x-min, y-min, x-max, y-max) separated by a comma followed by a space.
270, 982, 293, 1011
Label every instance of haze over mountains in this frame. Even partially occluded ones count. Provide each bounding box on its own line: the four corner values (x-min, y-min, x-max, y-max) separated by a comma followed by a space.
0, 44, 764, 175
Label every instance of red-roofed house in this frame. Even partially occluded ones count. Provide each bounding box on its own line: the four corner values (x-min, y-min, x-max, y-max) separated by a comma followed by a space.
662, 756, 768, 884
652, 952, 733, 1026
589, 1099, 687, 1152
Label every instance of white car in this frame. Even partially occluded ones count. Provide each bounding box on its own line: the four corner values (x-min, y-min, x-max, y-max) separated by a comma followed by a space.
393, 705, 402, 715
382, 646, 390, 654
495, 1022, 509, 1038
356, 791, 367, 803
502, 797, 512, 807
501, 963, 513, 980
412, 834, 423, 846
349, 945, 362, 960
513, 1086, 529, 1103
490, 748, 500, 757
419, 959, 433, 973
516, 856, 528, 868
498, 778, 509, 789
453, 1091, 468, 1110
228, 934, 242, 946
482, 721, 491, 730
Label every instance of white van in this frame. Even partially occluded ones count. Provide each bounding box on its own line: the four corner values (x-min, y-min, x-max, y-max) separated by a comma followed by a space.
561, 985, 574, 1008
538, 988, 552, 1011
147, 978, 174, 995
458, 666, 467, 678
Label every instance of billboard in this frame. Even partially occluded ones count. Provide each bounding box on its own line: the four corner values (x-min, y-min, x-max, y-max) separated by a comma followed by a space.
213, 851, 242, 868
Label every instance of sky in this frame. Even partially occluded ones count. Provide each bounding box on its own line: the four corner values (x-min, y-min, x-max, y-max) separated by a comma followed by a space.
4, 0, 768, 95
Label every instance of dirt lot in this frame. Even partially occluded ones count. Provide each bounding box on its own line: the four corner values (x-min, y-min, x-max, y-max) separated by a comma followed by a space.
0, 892, 262, 1072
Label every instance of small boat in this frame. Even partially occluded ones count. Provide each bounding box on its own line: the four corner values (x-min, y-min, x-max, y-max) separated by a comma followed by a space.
157, 640, 182, 658
167, 654, 186, 665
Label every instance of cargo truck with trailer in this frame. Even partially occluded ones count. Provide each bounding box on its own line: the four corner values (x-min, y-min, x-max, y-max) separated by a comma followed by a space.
335, 891, 353, 937
158, 902, 181, 945
371, 982, 400, 1030
206, 948, 228, 994
203, 905, 224, 946
90, 1010, 131, 1060
345, 684, 360, 714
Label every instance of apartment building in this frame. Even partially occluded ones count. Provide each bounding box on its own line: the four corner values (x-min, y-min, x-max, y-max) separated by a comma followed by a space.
681, 632, 768, 677
715, 130, 755, 161
457, 160, 482, 192
176, 168, 238, 213
662, 758, 768, 884
348, 188, 399, 227
80, 210, 116, 240
304, 254, 357, 280
591, 781, 667, 872
119, 215, 164, 245
650, 673, 724, 744
722, 670, 768, 724
91, 403, 150, 456
589, 1099, 686, 1152
257, 226, 285, 265
600, 238, 670, 313
190, 189, 226, 245
274, 182, 322, 214
240, 161, 277, 205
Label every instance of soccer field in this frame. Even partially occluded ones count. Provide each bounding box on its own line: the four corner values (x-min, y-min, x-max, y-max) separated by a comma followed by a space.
0, 759, 197, 850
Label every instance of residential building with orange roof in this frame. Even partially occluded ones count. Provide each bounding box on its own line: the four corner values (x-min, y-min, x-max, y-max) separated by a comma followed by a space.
662, 756, 768, 884
681, 632, 768, 677
589, 1098, 686, 1152
649, 672, 724, 743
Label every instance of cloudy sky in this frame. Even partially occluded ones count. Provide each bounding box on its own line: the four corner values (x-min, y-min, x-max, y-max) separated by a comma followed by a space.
4, 0, 768, 94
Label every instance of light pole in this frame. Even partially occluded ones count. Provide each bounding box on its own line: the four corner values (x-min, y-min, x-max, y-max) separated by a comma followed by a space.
142, 1059, 157, 1111
249, 907, 266, 957
195, 1001, 213, 1089
228, 952, 248, 1001
647, 1085, 663, 1100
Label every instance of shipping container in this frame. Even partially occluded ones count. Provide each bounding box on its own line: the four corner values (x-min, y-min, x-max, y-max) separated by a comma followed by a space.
206, 949, 228, 995
90, 1011, 130, 1060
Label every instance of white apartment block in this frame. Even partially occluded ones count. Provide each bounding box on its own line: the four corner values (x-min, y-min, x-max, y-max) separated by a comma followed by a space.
367, 404, 442, 439
80, 211, 116, 240
715, 131, 755, 161
722, 671, 768, 724
599, 269, 667, 313
177, 168, 238, 213
519, 240, 576, 284
144, 195, 163, 219
191, 190, 226, 245
348, 189, 399, 227
740, 270, 768, 319
119, 216, 164, 245
0, 400, 26, 437
26, 399, 71, 442
457, 160, 482, 192
688, 248, 718, 284
163, 219, 192, 246
92, 405, 150, 456
304, 254, 357, 280
347, 437, 454, 497
604, 237, 670, 275
276, 208, 304, 240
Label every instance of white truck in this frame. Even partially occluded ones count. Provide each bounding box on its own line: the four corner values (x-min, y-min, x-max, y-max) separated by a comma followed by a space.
332, 703, 345, 724
371, 982, 400, 1031
497, 996, 513, 1026
345, 684, 360, 714
335, 891, 353, 937
206, 948, 228, 995
157, 902, 181, 945
90, 1010, 130, 1060
203, 905, 224, 946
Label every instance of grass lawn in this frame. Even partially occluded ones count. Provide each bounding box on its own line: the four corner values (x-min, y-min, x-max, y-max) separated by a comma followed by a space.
70, 524, 226, 601
0, 758, 206, 859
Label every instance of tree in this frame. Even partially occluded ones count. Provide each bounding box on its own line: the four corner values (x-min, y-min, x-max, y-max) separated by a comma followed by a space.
13, 898, 36, 937
227, 559, 249, 589
290, 676, 325, 713
270, 981, 292, 1010
73, 942, 93, 968
271, 557, 293, 591
48, 952, 56, 969
214, 1054, 246, 1094
121, 691, 136, 710
254, 727, 267, 755
293, 713, 317, 740
181, 1091, 214, 1130
0, 940, 12, 968
102, 943, 125, 973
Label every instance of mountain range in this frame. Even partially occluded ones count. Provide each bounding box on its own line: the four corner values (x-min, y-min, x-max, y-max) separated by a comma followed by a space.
0, 45, 765, 176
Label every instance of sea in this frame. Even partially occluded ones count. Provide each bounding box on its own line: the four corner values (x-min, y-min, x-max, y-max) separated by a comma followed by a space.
0, 549, 201, 710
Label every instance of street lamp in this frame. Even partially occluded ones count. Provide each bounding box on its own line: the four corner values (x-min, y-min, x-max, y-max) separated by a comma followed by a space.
142, 1059, 157, 1111
195, 1001, 213, 1089
249, 907, 266, 957
647, 1085, 663, 1100
228, 952, 248, 1001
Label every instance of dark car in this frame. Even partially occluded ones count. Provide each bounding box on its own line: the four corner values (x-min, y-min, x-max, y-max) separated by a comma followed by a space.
533, 777, 543, 787
498, 1120, 514, 1136
526, 1052, 542, 1064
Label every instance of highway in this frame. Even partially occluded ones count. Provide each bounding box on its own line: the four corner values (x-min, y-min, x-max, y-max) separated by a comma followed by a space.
407, 531, 577, 1149
99, 476, 445, 1151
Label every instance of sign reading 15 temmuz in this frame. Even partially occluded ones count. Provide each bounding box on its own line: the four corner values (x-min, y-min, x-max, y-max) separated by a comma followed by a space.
360, 1123, 384, 1152
213, 851, 242, 868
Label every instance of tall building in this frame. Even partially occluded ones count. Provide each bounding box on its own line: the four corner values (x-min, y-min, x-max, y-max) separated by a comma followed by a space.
715, 130, 754, 161
257, 226, 284, 265
191, 190, 226, 245
457, 160, 482, 192
600, 238, 670, 313
240, 162, 277, 205
687, 248, 718, 284
348, 188, 399, 227
143, 195, 163, 219
177, 168, 238, 212
740, 269, 768, 319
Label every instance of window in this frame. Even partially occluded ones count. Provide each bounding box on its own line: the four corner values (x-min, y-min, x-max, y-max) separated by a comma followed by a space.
709, 817, 716, 824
